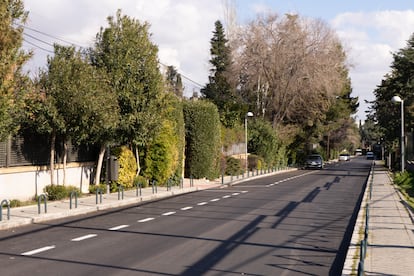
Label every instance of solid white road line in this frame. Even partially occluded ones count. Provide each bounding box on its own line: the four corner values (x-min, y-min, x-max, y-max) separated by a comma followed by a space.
21, 245, 56, 256
109, 225, 129, 231
138, 217, 155, 223
162, 211, 176, 216
181, 206, 193, 210
71, 234, 97, 242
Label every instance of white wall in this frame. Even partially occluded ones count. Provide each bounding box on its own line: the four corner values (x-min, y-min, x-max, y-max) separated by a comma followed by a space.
0, 163, 94, 201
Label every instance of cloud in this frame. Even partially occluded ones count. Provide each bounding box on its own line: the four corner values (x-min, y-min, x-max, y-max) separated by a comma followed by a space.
332, 10, 414, 121
23, 0, 223, 93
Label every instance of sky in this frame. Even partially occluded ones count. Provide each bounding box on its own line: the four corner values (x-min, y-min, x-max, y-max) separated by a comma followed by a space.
22, 0, 414, 123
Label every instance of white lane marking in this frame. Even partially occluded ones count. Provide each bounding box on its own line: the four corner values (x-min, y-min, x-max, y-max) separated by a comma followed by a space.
241, 191, 248, 193
109, 225, 129, 231
197, 202, 208, 206
21, 245, 55, 256
232, 192, 240, 196
138, 217, 155, 223
210, 198, 220, 202
222, 195, 231, 198
162, 211, 176, 216
71, 234, 97, 242
181, 206, 193, 210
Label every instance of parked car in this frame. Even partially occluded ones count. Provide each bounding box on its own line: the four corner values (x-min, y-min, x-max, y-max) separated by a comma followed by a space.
339, 153, 351, 161
305, 154, 324, 169
366, 152, 375, 160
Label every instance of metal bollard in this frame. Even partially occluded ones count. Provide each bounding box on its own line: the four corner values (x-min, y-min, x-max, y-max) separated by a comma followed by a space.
37, 194, 47, 214
1, 199, 10, 221
95, 188, 103, 204
70, 191, 78, 209
118, 185, 124, 200
136, 182, 142, 196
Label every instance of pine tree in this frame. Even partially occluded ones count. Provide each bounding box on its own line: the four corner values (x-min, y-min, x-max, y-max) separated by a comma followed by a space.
201, 20, 242, 127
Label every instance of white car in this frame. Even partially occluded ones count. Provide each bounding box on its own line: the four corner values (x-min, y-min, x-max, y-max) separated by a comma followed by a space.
339, 153, 350, 161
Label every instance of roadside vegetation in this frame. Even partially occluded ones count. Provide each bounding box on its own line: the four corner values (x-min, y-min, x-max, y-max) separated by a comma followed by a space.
2, 1, 368, 198
393, 171, 414, 209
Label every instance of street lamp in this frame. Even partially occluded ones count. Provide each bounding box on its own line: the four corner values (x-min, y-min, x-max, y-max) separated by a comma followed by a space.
391, 95, 405, 172
245, 112, 254, 172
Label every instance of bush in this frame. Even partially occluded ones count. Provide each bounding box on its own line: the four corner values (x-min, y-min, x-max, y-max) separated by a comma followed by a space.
225, 156, 242, 176
394, 171, 414, 197
183, 100, 221, 179
89, 183, 110, 194
133, 175, 149, 188
44, 185, 80, 201
112, 146, 137, 188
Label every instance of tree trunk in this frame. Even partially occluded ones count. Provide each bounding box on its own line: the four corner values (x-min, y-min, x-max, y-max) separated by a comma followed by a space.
135, 146, 141, 176
95, 144, 106, 185
63, 139, 68, 185
50, 131, 56, 185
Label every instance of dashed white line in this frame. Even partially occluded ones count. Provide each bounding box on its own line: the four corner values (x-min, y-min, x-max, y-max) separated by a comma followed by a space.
222, 195, 231, 198
210, 198, 220, 202
162, 211, 176, 216
109, 225, 129, 231
21, 245, 56, 256
71, 234, 97, 242
181, 206, 193, 210
241, 191, 248, 193
232, 192, 240, 196
197, 202, 208, 206
138, 217, 155, 223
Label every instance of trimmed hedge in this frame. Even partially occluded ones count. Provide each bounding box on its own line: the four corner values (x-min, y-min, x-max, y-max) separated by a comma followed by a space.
184, 100, 221, 179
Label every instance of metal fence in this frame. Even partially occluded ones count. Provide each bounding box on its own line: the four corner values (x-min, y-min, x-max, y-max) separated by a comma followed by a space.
0, 133, 98, 168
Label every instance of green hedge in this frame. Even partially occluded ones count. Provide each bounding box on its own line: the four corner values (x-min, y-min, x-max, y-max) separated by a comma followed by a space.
184, 100, 221, 179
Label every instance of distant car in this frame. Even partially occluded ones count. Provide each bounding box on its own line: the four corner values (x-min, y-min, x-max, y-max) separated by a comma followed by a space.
366, 152, 375, 160
305, 154, 324, 169
339, 153, 351, 161
355, 149, 362, 156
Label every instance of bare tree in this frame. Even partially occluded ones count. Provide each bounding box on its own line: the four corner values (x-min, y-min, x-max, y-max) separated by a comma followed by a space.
232, 13, 348, 128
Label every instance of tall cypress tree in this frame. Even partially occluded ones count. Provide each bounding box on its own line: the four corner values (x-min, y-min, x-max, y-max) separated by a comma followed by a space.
201, 20, 241, 127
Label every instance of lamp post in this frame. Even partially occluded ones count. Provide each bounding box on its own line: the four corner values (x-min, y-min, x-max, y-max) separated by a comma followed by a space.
391, 95, 405, 172
245, 112, 254, 172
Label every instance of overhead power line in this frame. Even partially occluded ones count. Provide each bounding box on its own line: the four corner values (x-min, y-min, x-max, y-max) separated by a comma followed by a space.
19, 24, 206, 89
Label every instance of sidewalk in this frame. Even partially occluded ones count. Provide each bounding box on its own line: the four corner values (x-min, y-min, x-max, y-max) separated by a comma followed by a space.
0, 168, 296, 231
343, 162, 414, 275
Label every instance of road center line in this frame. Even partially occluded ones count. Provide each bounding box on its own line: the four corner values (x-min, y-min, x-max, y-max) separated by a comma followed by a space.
162, 211, 176, 216
232, 192, 240, 196
138, 217, 155, 222
21, 245, 56, 256
71, 234, 97, 242
109, 225, 129, 231
181, 206, 193, 210
210, 198, 220, 202
222, 195, 231, 198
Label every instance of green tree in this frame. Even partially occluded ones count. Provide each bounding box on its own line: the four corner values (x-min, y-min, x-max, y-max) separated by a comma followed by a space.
0, 0, 31, 140
165, 65, 183, 98
30, 44, 118, 185
184, 100, 221, 179
201, 20, 242, 128
92, 10, 164, 175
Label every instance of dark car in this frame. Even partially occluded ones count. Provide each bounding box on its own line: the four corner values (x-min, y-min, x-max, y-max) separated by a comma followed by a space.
305, 154, 324, 169
366, 151, 375, 160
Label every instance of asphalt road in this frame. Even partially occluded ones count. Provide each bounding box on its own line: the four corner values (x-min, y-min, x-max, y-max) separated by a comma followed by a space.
0, 157, 371, 275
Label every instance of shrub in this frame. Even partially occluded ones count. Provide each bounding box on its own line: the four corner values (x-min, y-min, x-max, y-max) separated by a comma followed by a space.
225, 156, 242, 176
112, 146, 137, 188
184, 100, 221, 179
44, 185, 80, 201
133, 175, 149, 188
